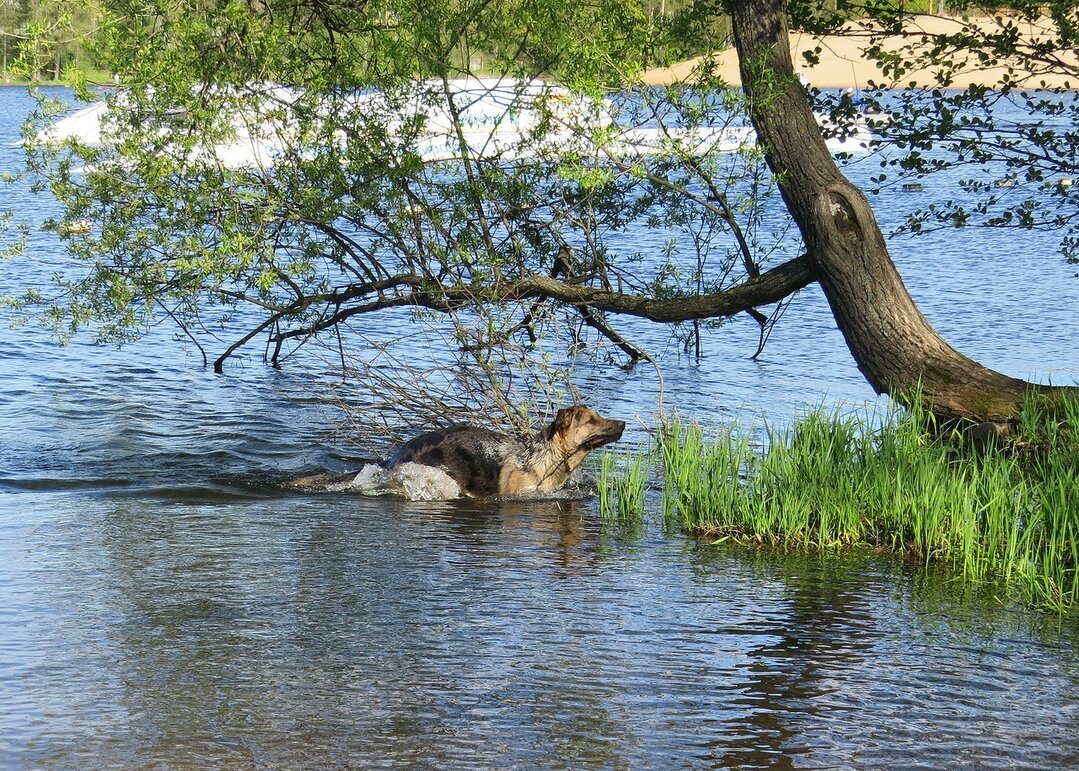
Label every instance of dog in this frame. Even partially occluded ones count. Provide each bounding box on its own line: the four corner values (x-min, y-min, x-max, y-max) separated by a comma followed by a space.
381, 405, 625, 497
287, 405, 625, 498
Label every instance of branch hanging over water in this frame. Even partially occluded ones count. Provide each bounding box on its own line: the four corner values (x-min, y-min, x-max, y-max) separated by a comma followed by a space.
254, 253, 816, 360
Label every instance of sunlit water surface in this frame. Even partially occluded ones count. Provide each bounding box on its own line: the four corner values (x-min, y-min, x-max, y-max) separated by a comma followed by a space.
2, 87, 1079, 768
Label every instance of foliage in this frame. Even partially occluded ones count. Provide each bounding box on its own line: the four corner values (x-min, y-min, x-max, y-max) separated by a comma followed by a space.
1, 0, 104, 82
6, 0, 1078, 431
804, 1, 1079, 262
13, 0, 796, 419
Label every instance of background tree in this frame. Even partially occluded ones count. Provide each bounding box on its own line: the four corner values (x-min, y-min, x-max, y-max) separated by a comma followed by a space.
1, 0, 103, 82
0, 0, 26, 79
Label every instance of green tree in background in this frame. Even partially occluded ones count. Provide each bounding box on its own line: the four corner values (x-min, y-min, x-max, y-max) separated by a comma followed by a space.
2, 0, 102, 83
0, 0, 26, 77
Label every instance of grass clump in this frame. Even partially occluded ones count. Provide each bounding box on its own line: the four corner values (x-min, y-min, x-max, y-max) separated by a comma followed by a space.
598, 450, 649, 524
656, 394, 1079, 612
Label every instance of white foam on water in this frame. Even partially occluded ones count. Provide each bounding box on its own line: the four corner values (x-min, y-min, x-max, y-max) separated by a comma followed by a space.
347, 462, 462, 501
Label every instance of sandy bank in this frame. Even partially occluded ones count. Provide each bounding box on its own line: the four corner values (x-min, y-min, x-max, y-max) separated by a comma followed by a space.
642, 14, 1078, 90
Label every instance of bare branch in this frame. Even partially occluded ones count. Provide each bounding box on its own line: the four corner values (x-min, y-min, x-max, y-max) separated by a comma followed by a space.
575, 304, 645, 364
213, 313, 281, 373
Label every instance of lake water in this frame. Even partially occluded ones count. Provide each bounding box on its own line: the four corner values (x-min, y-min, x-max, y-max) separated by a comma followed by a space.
2, 86, 1079, 768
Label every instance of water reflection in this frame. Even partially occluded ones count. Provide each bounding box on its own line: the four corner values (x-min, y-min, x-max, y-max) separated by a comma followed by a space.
683, 547, 1079, 769
694, 552, 879, 768
3, 486, 1079, 767
31, 495, 630, 766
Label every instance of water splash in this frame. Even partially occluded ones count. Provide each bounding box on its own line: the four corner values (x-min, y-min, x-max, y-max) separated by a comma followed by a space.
336, 462, 463, 501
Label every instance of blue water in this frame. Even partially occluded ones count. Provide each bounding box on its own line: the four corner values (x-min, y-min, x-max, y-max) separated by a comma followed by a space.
2, 86, 1079, 768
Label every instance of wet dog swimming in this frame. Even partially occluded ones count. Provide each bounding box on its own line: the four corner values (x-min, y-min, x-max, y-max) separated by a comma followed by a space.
288, 405, 625, 499
382, 405, 625, 497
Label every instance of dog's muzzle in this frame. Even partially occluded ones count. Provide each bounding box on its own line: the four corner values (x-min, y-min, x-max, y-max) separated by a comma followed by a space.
584, 420, 625, 449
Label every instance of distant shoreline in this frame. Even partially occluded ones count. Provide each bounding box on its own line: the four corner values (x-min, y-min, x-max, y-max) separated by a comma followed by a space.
641, 14, 1078, 91
8, 13, 1076, 96
2, 69, 118, 88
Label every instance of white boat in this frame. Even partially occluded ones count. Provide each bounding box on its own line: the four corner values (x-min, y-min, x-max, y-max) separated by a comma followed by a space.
39, 78, 873, 169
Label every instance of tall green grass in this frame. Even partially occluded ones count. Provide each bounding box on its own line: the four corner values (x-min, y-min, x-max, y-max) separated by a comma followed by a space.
648, 394, 1079, 611
598, 450, 649, 524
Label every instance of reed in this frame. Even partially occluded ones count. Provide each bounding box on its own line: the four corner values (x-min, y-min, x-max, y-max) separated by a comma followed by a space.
650, 394, 1079, 611
598, 449, 650, 523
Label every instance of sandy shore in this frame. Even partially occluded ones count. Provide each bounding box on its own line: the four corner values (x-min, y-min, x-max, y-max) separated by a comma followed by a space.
642, 14, 1078, 90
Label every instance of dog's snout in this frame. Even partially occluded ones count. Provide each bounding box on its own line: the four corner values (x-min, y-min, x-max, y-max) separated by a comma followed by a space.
610, 420, 626, 438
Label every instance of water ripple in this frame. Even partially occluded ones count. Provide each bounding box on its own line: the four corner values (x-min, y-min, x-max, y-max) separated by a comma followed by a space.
3, 86, 1079, 769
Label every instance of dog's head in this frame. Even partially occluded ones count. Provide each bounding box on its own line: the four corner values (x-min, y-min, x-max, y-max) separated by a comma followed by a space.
549, 405, 625, 454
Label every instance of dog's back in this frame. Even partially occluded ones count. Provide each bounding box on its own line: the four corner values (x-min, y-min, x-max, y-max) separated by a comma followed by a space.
380, 425, 526, 498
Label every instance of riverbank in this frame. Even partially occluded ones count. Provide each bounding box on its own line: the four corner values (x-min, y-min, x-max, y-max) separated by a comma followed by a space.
1, 69, 116, 87
642, 13, 1078, 90
602, 395, 1079, 612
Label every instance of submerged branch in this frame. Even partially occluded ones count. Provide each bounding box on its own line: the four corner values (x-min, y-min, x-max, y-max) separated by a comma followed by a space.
214, 313, 281, 373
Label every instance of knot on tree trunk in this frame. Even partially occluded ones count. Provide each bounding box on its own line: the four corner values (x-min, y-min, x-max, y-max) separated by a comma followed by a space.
823, 189, 862, 240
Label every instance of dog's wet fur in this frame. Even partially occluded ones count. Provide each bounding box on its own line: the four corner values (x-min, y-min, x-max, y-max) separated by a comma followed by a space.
382, 406, 625, 497
288, 406, 625, 498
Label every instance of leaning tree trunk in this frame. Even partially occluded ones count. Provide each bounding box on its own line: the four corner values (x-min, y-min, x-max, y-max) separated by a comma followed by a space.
727, 0, 1055, 426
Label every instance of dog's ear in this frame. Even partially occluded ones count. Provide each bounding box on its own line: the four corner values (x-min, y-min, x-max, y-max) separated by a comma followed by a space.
552, 407, 573, 434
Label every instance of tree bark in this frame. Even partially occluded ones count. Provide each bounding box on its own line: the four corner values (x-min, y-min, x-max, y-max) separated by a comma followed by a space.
727, 0, 1050, 425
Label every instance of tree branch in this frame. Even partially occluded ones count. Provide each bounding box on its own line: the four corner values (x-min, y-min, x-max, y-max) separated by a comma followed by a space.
260, 253, 815, 353
575, 305, 645, 364
509, 253, 813, 321
214, 313, 281, 373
